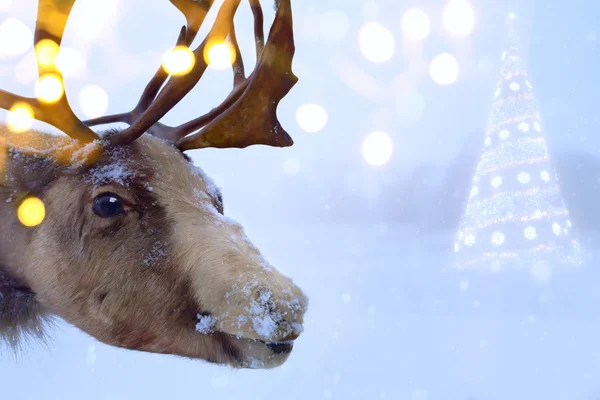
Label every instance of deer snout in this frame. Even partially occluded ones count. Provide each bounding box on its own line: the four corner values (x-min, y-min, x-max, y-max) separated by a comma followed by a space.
213, 271, 308, 342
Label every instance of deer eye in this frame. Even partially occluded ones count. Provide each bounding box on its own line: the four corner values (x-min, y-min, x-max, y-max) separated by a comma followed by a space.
93, 193, 125, 218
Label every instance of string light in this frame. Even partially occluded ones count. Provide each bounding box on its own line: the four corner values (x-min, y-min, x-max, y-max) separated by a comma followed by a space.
35, 74, 64, 104
205, 42, 235, 70
17, 197, 46, 227
162, 46, 195, 76
7, 102, 34, 133
34, 39, 59, 67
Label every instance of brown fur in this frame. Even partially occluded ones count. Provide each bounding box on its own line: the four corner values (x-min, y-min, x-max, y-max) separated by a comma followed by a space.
0, 126, 308, 369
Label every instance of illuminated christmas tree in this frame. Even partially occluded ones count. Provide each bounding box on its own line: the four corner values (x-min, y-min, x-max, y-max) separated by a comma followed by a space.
454, 14, 583, 269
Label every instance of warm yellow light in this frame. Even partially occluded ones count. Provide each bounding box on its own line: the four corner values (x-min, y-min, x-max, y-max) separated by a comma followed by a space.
18, 197, 46, 227
35, 74, 64, 104
206, 42, 235, 70
7, 102, 34, 133
35, 39, 60, 67
162, 46, 195, 76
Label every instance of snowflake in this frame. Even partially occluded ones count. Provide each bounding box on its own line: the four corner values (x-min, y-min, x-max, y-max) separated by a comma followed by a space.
484, 137, 491, 146
465, 234, 476, 246
454, 242, 460, 252
533, 121, 541, 132
499, 129, 510, 139
552, 222, 561, 236
491, 232, 505, 246
526, 80, 533, 89
524, 226, 537, 240
567, 220, 572, 227
491, 176, 502, 188
510, 82, 520, 91
518, 122, 530, 132
540, 170, 550, 182
517, 172, 531, 184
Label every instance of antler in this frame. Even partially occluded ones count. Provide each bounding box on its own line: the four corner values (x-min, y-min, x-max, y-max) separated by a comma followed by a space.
1, 0, 297, 151
0, 0, 99, 142
87, 0, 298, 150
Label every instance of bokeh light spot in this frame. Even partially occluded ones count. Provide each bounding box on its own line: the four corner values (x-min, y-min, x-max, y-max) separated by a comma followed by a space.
79, 85, 109, 119
206, 42, 235, 70
35, 39, 59, 67
429, 53, 459, 85
18, 197, 46, 227
401, 9, 431, 41
296, 104, 328, 133
7, 102, 34, 133
35, 74, 64, 104
0, 18, 32, 59
163, 46, 195, 76
358, 22, 395, 63
362, 131, 393, 166
55, 47, 86, 77
443, 0, 475, 36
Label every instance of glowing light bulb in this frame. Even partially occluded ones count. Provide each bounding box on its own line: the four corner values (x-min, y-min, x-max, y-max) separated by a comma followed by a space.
358, 22, 395, 63
7, 102, 34, 133
296, 104, 328, 133
162, 46, 195, 76
35, 39, 60, 67
443, 0, 475, 36
206, 43, 235, 70
35, 74, 64, 104
401, 9, 431, 41
362, 131, 393, 166
429, 53, 459, 85
18, 197, 46, 227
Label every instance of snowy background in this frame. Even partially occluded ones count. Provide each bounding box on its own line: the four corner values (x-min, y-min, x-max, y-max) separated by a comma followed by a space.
2, 0, 600, 399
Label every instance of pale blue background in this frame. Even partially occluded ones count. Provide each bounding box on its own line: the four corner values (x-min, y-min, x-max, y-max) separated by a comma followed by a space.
1, 0, 600, 399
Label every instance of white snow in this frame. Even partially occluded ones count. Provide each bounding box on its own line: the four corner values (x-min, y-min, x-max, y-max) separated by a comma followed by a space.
195, 314, 216, 334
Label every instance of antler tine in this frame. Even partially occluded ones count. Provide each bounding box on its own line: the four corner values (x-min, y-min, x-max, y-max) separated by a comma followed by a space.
0, 0, 98, 142
108, 0, 242, 146
176, 0, 297, 149
84, 26, 188, 128
249, 0, 265, 59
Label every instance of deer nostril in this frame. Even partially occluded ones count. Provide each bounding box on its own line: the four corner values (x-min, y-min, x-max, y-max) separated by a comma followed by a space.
265, 341, 293, 354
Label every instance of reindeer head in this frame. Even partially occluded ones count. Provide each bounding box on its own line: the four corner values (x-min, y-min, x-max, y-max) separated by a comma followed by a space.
0, 0, 307, 369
